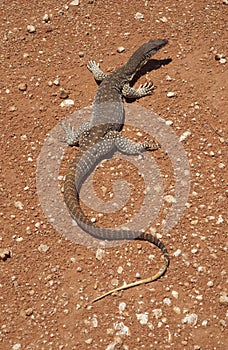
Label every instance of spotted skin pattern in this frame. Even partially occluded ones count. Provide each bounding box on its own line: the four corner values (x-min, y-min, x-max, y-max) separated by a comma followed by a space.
62, 39, 169, 302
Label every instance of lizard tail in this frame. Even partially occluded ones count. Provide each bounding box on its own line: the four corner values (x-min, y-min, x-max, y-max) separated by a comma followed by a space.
64, 148, 170, 303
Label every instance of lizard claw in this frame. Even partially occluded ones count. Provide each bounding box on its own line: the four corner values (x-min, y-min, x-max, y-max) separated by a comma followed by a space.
137, 81, 154, 96
87, 60, 100, 72
60, 122, 79, 146
145, 140, 161, 151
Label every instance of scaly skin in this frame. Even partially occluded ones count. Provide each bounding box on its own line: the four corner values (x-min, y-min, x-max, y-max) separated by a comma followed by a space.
62, 39, 169, 302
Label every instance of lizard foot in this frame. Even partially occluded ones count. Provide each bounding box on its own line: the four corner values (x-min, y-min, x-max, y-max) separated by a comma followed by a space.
137, 81, 155, 96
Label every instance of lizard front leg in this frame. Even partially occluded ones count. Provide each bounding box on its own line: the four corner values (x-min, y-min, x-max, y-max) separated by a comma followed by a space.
112, 132, 160, 154
87, 60, 108, 82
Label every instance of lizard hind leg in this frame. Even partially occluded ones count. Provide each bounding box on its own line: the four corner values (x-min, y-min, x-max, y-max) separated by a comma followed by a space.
122, 81, 154, 99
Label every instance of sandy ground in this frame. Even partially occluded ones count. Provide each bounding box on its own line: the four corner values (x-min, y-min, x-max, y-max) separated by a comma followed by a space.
0, 1, 227, 349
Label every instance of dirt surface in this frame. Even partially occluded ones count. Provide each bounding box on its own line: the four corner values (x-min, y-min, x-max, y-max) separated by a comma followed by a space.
1, 1, 227, 349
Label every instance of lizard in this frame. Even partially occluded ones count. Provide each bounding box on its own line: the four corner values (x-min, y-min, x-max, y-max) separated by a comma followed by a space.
61, 39, 169, 302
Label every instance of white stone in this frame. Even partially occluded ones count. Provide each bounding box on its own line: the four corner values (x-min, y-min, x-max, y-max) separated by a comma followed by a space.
134, 12, 144, 20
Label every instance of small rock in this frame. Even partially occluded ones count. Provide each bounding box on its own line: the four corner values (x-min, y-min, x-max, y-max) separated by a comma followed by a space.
167, 91, 175, 98
18, 83, 27, 91
164, 195, 176, 203
166, 120, 173, 126
0, 248, 11, 261
53, 78, 60, 86
59, 88, 69, 99
219, 291, 228, 305
111, 278, 119, 286
43, 14, 50, 22
78, 51, 84, 58
171, 290, 179, 299
14, 201, 24, 210
117, 266, 123, 274
166, 75, 172, 81
179, 130, 192, 142
173, 249, 181, 257
25, 308, 33, 316
219, 58, 226, 64
38, 244, 49, 253
152, 308, 162, 318
119, 302, 126, 312
27, 25, 36, 33
9, 105, 17, 112
163, 297, 171, 306
215, 53, 225, 60
70, 0, 80, 5
60, 99, 74, 107
160, 16, 168, 23
207, 280, 214, 287
136, 312, 149, 324
12, 344, 21, 350
117, 46, 125, 53
134, 12, 144, 20
182, 313, 198, 326
96, 248, 104, 261
173, 306, 181, 314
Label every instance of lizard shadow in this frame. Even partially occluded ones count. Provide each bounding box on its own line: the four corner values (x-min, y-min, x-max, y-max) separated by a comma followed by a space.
126, 57, 172, 103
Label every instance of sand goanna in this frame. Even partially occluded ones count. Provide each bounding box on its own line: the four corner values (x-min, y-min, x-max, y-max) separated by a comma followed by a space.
61, 39, 169, 302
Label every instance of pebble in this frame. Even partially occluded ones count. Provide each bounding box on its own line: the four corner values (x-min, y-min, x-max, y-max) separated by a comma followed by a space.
167, 91, 175, 98
163, 297, 171, 306
136, 312, 149, 324
60, 99, 74, 107
9, 105, 17, 112
53, 78, 60, 86
160, 16, 168, 23
117, 46, 125, 53
171, 290, 179, 299
0, 248, 11, 261
119, 302, 126, 312
179, 130, 192, 142
182, 313, 198, 326
25, 308, 33, 316
12, 345, 21, 350
27, 25, 36, 33
59, 88, 69, 99
173, 306, 181, 314
14, 201, 24, 210
164, 195, 176, 203
166, 120, 173, 126
134, 12, 144, 20
18, 83, 27, 91
111, 278, 119, 286
96, 248, 104, 261
207, 280, 214, 287
78, 51, 84, 57
70, 0, 80, 5
219, 291, 228, 304
117, 266, 123, 274
42, 14, 50, 22
173, 249, 181, 257
223, 0, 228, 4
38, 244, 50, 253
152, 308, 162, 318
